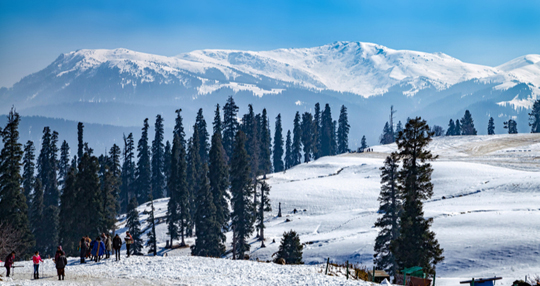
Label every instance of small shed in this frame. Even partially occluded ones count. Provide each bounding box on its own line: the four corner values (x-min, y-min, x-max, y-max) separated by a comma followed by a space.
460, 277, 502, 286
395, 267, 432, 286
368, 270, 390, 283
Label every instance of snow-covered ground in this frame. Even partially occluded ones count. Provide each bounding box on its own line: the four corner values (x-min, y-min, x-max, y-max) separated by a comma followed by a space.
4, 133, 539, 285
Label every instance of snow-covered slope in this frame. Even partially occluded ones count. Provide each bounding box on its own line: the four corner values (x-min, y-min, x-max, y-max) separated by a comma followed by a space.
109, 133, 540, 286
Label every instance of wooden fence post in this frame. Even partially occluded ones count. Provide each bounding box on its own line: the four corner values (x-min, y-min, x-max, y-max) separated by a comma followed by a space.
346, 260, 349, 280
325, 257, 330, 275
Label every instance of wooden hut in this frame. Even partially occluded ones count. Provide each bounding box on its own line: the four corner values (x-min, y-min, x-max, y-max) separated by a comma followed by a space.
368, 270, 390, 283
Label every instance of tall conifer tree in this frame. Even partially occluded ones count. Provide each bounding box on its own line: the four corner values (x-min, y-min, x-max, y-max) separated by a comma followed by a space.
77, 122, 84, 166
209, 132, 229, 240
151, 115, 165, 199
273, 114, 284, 172
186, 129, 202, 237
195, 108, 210, 163
242, 104, 260, 179
223, 96, 239, 162
213, 104, 223, 136
136, 118, 152, 205
292, 112, 302, 166
59, 167, 78, 255
147, 198, 157, 255
259, 109, 272, 176
164, 140, 172, 197
257, 180, 271, 247
460, 110, 477, 135
337, 105, 350, 154
30, 178, 44, 251
301, 112, 313, 163
488, 117, 495, 135
126, 197, 143, 255
285, 130, 292, 170
120, 133, 135, 213
320, 104, 334, 157
23, 140, 36, 212
446, 119, 456, 136
59, 141, 70, 188
313, 103, 322, 159
455, 119, 462, 135
529, 99, 540, 133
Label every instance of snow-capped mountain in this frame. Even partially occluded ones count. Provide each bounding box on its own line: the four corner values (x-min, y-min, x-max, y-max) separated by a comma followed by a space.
1, 42, 539, 147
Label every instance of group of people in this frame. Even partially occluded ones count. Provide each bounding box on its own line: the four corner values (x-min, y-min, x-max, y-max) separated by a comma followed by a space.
79, 232, 133, 264
3, 231, 135, 281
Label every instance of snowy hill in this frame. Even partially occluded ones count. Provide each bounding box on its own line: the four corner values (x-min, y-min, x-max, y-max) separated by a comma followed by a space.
108, 133, 540, 286
1, 42, 539, 148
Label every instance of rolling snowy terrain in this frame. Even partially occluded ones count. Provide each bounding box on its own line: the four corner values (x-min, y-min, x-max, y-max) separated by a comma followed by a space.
1, 42, 539, 149
6, 134, 538, 285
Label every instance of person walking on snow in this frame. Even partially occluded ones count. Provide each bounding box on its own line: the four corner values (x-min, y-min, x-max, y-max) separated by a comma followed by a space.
79, 237, 88, 263
4, 251, 15, 277
55, 251, 68, 280
92, 237, 105, 262
113, 234, 122, 261
32, 251, 44, 279
54, 246, 65, 263
105, 233, 112, 259
125, 231, 133, 257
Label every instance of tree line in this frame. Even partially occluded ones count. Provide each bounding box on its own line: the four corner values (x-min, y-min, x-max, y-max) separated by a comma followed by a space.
0, 97, 350, 260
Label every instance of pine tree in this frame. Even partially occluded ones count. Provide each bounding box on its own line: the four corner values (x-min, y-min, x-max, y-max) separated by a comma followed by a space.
504, 119, 518, 134
488, 117, 495, 135
147, 197, 157, 255
23, 140, 35, 213
230, 131, 255, 259
257, 180, 271, 247
337, 105, 350, 154
393, 118, 444, 276
77, 152, 104, 237
120, 133, 135, 213
109, 144, 122, 208
259, 109, 272, 176
374, 153, 402, 277
331, 120, 338, 155
174, 109, 187, 148
313, 103, 322, 160
292, 112, 302, 166
529, 99, 540, 133
285, 130, 292, 170
213, 104, 223, 136
301, 112, 314, 163
136, 118, 152, 205
58, 140, 70, 188
274, 230, 303, 264
0, 108, 34, 256
395, 121, 404, 141
151, 115, 165, 199
126, 197, 143, 255
164, 140, 172, 197
209, 132, 229, 241
77, 122, 84, 167
455, 119, 462, 135
461, 110, 477, 135
446, 119, 456, 136
192, 163, 225, 257
30, 178, 45, 251
320, 104, 334, 156
223, 96, 239, 162
195, 108, 210, 163
59, 166, 78, 255
100, 159, 118, 231
273, 114, 284, 172
186, 128, 202, 237
241, 104, 260, 179
380, 122, 394, 144
361, 136, 368, 151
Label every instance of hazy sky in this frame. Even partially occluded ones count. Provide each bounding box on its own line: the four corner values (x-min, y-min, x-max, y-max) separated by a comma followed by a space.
1, 0, 539, 88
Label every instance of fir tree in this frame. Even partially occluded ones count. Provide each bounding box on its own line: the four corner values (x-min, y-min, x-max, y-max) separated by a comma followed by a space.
23, 140, 35, 212
186, 128, 202, 237
77, 122, 84, 166
313, 103, 322, 160
488, 117, 495, 135
273, 114, 284, 172
58, 140, 70, 188
446, 119, 456, 136
0, 108, 34, 256
195, 108, 210, 163
331, 120, 338, 155
361, 135, 368, 151
223, 96, 239, 162
320, 104, 334, 156
136, 118, 152, 205
395, 121, 404, 141
292, 112, 302, 166
393, 118, 444, 276
241, 104, 260, 179
30, 178, 45, 251
213, 104, 223, 136
120, 133, 135, 213
274, 230, 303, 264
174, 109, 187, 148
461, 110, 477, 135
147, 197, 157, 255
230, 131, 255, 259
151, 115, 165, 199
380, 122, 394, 144
126, 197, 143, 255
77, 152, 104, 237
257, 180, 271, 247
259, 109, 272, 176
337, 105, 350, 154
192, 163, 225, 257
529, 99, 540, 133
455, 119, 462, 136
374, 153, 402, 277
164, 140, 172, 197
284, 130, 292, 170
101, 160, 118, 231
59, 167, 78, 255
209, 132, 229, 240
301, 112, 314, 163
504, 119, 518, 134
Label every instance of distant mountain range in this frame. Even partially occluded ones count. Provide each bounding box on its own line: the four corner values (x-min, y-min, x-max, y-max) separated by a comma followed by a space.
1, 41, 539, 149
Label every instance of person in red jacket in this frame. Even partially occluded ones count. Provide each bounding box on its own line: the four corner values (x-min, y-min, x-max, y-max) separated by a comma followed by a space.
32, 251, 44, 279
4, 251, 15, 277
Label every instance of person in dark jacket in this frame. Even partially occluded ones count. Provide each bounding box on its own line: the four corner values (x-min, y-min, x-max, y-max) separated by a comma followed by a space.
79, 237, 88, 263
55, 252, 68, 280
54, 246, 65, 263
4, 251, 15, 277
112, 234, 122, 261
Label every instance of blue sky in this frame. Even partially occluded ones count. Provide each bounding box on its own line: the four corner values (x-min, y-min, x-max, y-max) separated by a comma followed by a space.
1, 0, 539, 87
